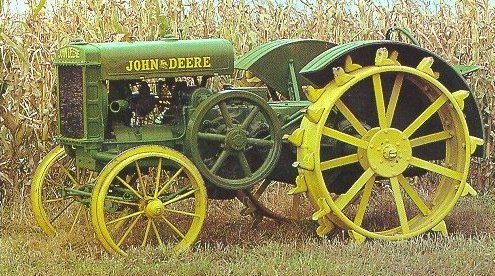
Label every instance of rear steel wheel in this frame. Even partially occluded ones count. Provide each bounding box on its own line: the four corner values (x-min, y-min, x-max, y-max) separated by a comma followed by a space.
91, 146, 207, 255
186, 91, 282, 190
31, 146, 96, 237
296, 48, 479, 240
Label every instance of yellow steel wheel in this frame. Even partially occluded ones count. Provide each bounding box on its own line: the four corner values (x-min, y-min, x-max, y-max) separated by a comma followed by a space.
31, 146, 96, 237
91, 145, 207, 255
297, 49, 473, 240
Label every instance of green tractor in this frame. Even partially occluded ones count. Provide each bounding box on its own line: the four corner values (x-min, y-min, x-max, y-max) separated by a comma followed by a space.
32, 32, 484, 255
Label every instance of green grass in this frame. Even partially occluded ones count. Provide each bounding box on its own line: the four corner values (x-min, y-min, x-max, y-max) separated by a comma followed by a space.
2, 195, 495, 275
2, 234, 495, 275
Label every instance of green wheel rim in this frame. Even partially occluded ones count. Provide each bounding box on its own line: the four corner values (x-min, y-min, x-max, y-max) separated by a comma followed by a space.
186, 91, 282, 190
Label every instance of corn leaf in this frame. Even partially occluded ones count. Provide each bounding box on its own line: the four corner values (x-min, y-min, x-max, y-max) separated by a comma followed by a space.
33, 0, 47, 18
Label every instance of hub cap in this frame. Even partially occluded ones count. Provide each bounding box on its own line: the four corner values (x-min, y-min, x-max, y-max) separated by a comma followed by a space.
366, 128, 412, 178
225, 128, 248, 151
144, 199, 164, 219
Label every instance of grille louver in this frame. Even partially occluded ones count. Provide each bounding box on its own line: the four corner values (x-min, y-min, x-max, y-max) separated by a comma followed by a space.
58, 66, 84, 138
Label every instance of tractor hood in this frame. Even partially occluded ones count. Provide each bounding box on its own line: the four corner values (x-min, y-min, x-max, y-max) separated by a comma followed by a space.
54, 38, 234, 79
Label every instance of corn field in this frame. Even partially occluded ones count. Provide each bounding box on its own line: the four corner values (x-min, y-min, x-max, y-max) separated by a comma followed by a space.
0, 0, 494, 206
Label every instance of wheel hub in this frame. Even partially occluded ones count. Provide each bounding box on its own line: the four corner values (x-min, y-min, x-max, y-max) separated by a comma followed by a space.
144, 199, 164, 218
382, 145, 398, 160
366, 128, 412, 178
225, 128, 248, 151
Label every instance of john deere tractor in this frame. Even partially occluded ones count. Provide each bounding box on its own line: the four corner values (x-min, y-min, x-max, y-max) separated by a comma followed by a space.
32, 31, 484, 255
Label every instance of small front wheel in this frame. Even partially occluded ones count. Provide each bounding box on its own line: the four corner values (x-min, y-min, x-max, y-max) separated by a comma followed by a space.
31, 146, 96, 237
91, 145, 207, 255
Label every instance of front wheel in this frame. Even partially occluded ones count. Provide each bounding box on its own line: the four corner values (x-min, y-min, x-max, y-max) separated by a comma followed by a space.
91, 145, 207, 255
31, 146, 96, 237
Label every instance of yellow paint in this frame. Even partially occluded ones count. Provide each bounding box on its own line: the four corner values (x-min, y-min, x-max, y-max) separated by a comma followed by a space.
57, 47, 80, 59
91, 145, 207, 255
297, 48, 472, 241
31, 146, 94, 237
288, 174, 308, 195
125, 56, 212, 72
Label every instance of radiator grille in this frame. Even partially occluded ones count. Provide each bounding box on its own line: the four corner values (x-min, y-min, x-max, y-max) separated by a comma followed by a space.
58, 66, 84, 138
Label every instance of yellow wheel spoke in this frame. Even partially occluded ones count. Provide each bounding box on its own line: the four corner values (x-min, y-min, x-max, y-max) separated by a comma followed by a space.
135, 161, 147, 198
157, 167, 184, 197
60, 166, 79, 188
354, 175, 376, 226
105, 198, 140, 206
335, 99, 368, 136
410, 157, 462, 181
335, 168, 375, 210
390, 177, 410, 234
44, 197, 65, 203
385, 73, 404, 125
322, 127, 368, 149
403, 95, 448, 137
117, 214, 142, 247
142, 219, 152, 247
164, 208, 200, 218
107, 210, 144, 225
68, 204, 84, 235
161, 215, 186, 239
154, 158, 162, 198
116, 175, 143, 200
372, 74, 388, 129
410, 131, 452, 148
321, 154, 359, 171
111, 209, 131, 232
397, 174, 430, 215
163, 189, 196, 206
151, 220, 163, 246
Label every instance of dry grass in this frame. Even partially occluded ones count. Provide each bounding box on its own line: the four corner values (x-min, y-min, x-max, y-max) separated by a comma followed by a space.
2, 195, 495, 275
0, 0, 494, 204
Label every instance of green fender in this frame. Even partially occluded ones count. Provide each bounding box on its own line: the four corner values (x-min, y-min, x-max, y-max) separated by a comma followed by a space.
235, 39, 335, 99
300, 41, 485, 157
